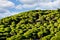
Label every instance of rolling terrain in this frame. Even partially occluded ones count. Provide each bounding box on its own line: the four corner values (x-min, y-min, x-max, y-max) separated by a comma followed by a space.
0, 9, 60, 40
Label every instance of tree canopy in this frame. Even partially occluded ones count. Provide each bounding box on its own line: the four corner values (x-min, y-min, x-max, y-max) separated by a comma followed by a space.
0, 9, 60, 40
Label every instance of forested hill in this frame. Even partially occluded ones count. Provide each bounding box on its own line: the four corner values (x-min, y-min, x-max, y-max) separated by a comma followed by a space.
0, 9, 60, 40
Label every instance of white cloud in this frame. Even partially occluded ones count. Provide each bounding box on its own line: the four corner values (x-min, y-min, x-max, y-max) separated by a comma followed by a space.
16, 3, 37, 9
0, 0, 60, 18
0, 8, 10, 13
16, 0, 60, 10
0, 8, 19, 19
38, 0, 53, 3
0, 0, 15, 8
17, 0, 38, 4
22, 4, 37, 8
38, 0, 60, 10
0, 0, 15, 18
0, 8, 10, 18
16, 4, 23, 9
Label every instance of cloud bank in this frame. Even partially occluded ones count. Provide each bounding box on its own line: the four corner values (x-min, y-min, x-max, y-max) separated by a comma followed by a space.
0, 0, 60, 18
16, 0, 60, 10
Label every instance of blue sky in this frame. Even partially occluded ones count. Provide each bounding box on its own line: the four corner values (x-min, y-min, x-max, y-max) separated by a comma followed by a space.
0, 0, 60, 18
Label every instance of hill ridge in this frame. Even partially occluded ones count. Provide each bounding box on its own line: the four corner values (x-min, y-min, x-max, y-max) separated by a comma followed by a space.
0, 9, 60, 40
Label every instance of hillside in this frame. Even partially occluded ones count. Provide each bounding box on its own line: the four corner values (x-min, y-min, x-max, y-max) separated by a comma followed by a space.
0, 9, 60, 40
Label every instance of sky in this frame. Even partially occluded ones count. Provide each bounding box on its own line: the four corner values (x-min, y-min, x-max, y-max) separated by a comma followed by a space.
0, 0, 60, 18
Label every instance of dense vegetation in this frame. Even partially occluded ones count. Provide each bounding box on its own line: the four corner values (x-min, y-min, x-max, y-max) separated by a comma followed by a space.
0, 9, 60, 40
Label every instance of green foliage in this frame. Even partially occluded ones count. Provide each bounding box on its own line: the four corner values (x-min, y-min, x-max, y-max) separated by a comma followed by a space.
0, 9, 60, 40
51, 31, 60, 40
